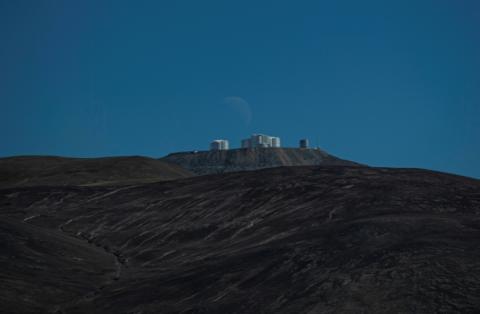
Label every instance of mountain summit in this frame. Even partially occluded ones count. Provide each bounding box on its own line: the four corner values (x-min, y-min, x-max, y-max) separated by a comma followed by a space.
161, 147, 360, 175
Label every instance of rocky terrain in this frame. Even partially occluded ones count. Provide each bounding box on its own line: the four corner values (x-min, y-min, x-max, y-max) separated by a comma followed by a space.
1, 164, 480, 313
161, 147, 360, 175
0, 156, 193, 188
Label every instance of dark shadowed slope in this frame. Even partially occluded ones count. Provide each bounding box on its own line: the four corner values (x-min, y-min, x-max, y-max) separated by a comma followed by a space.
0, 156, 193, 188
1, 166, 480, 313
161, 147, 361, 175
0, 217, 117, 314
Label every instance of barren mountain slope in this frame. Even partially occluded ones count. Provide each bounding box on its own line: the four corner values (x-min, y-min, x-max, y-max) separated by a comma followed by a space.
1, 166, 480, 313
0, 156, 193, 188
161, 147, 361, 175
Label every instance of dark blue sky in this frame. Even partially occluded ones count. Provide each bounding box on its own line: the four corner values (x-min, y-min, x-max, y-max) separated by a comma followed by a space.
1, 0, 479, 178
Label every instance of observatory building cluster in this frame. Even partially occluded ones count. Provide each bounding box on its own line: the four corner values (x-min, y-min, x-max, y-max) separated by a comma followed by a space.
241, 134, 281, 149
210, 134, 309, 151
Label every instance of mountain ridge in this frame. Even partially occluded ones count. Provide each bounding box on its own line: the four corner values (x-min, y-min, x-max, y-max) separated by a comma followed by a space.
0, 155, 193, 188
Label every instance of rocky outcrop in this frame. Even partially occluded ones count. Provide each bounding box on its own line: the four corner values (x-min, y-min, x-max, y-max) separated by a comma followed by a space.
161, 147, 361, 175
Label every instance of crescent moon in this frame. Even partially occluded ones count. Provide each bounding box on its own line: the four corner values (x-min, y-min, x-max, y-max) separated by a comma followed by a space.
223, 96, 252, 126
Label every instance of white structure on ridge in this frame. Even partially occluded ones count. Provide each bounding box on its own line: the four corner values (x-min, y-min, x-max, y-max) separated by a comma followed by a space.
241, 134, 281, 148
210, 139, 229, 150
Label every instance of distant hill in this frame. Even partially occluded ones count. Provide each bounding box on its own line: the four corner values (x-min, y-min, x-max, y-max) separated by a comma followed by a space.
161, 147, 361, 175
0, 156, 193, 188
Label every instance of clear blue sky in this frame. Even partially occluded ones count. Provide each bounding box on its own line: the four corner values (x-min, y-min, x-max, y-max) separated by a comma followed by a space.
1, 0, 479, 178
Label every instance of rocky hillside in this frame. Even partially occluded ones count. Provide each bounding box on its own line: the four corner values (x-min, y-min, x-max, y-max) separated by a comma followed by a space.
0, 156, 193, 188
161, 147, 360, 175
1, 166, 480, 313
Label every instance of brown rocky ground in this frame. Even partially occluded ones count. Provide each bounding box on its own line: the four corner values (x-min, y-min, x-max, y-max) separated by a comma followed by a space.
1, 165, 480, 313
